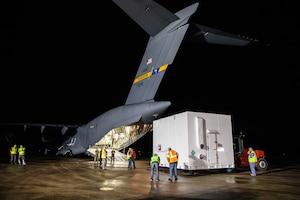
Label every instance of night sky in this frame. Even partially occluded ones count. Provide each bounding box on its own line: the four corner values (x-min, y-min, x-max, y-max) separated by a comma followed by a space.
1, 1, 299, 157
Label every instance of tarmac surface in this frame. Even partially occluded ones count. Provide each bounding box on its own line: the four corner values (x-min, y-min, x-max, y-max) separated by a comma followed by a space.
1, 155, 300, 200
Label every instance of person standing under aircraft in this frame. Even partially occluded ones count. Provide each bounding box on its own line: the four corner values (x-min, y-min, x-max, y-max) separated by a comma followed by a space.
127, 148, 136, 169
167, 147, 179, 182
131, 148, 136, 169
18, 144, 26, 165
99, 148, 103, 168
101, 147, 107, 170
94, 147, 100, 165
127, 148, 132, 169
111, 148, 115, 165
248, 147, 257, 176
10, 144, 18, 164
150, 153, 160, 181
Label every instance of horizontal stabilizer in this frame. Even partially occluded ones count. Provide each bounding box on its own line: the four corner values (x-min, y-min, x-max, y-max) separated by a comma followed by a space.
188, 24, 256, 46
112, 0, 179, 36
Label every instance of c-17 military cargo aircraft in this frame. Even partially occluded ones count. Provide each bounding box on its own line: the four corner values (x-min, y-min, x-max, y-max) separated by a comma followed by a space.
1, 0, 253, 156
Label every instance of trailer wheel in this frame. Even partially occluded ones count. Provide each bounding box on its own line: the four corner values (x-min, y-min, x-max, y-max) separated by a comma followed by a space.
226, 168, 234, 173
257, 158, 268, 170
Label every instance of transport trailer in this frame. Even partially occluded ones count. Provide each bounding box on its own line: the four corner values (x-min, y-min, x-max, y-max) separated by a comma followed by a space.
153, 111, 235, 172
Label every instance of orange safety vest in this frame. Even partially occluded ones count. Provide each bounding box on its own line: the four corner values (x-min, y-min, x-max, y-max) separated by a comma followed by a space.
167, 149, 178, 163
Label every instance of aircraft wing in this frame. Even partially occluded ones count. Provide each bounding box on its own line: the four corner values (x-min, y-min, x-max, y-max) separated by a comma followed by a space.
0, 122, 79, 143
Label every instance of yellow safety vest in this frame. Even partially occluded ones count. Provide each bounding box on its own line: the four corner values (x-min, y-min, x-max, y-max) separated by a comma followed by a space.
126, 150, 131, 159
151, 155, 160, 163
248, 151, 257, 163
101, 150, 107, 158
11, 147, 17, 155
18, 147, 25, 155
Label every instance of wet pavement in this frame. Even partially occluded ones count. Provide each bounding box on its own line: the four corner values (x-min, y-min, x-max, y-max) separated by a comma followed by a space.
1, 155, 300, 200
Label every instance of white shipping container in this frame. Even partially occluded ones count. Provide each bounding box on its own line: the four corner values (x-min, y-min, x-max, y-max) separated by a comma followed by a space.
153, 111, 235, 170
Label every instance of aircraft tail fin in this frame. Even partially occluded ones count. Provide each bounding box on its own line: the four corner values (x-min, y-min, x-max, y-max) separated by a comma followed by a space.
125, 24, 190, 105
112, 1, 199, 105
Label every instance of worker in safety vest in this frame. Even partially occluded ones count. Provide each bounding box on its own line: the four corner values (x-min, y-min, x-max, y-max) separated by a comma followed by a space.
247, 147, 257, 176
18, 144, 26, 165
150, 153, 160, 181
101, 147, 107, 170
127, 148, 136, 169
10, 144, 18, 164
166, 147, 179, 182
